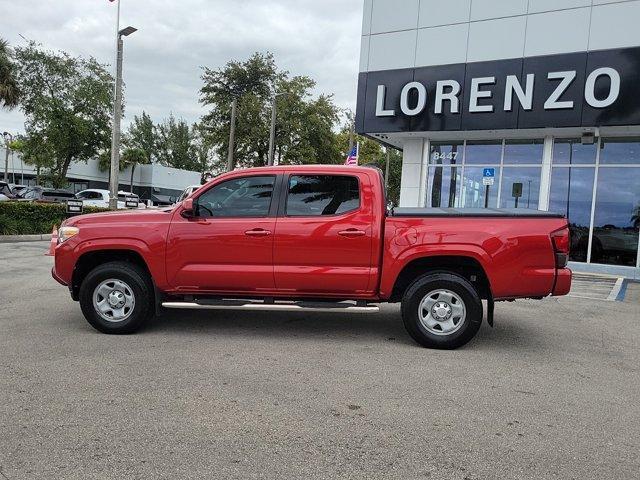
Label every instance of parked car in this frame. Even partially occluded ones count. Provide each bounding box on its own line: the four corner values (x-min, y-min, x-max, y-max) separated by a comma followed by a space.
174, 185, 201, 204
51, 165, 572, 349
0, 181, 14, 201
75, 189, 145, 209
9, 184, 28, 196
19, 186, 76, 203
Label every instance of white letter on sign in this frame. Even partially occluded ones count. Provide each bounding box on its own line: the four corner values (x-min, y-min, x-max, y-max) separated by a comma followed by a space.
469, 77, 496, 113
585, 67, 621, 108
545, 71, 576, 110
376, 85, 396, 117
434, 80, 461, 114
400, 82, 427, 116
504, 74, 534, 111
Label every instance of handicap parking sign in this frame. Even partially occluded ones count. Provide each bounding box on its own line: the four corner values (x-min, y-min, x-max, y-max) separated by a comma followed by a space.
482, 168, 495, 186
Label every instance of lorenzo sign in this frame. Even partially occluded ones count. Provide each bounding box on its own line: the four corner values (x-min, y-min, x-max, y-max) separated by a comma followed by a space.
355, 46, 640, 134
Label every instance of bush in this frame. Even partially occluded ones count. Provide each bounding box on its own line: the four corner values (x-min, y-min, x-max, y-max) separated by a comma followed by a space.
0, 202, 107, 235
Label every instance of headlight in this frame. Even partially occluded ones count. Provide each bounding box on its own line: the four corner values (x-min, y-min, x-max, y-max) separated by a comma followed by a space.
58, 226, 79, 243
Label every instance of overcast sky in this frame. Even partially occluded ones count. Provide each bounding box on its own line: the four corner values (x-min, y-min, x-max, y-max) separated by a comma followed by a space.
0, 0, 364, 134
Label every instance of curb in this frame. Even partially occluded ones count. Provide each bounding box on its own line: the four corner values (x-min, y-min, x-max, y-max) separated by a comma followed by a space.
0, 234, 52, 243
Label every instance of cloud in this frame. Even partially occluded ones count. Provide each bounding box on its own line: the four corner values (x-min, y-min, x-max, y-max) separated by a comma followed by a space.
0, 0, 364, 133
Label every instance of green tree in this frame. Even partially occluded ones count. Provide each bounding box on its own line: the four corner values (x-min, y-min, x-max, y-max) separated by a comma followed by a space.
121, 147, 149, 193
199, 51, 341, 168
156, 114, 198, 170
190, 122, 219, 175
14, 42, 114, 187
11, 133, 55, 185
97, 149, 127, 173
0, 38, 19, 109
124, 111, 155, 162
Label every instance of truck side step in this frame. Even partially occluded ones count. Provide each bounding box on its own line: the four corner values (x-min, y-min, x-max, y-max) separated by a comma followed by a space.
161, 299, 380, 314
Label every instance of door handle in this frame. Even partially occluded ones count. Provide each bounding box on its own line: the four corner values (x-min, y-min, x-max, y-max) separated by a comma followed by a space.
245, 228, 271, 237
338, 229, 366, 238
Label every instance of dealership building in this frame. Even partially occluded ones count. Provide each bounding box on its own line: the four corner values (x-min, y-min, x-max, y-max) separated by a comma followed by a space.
356, 0, 640, 276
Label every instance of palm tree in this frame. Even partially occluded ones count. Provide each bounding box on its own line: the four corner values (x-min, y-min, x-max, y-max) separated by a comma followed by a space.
0, 38, 20, 109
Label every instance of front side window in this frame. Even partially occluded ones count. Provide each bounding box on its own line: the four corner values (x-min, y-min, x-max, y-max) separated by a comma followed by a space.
286, 175, 360, 216
196, 176, 275, 218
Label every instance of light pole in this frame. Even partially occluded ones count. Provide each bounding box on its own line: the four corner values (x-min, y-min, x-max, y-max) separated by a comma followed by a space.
3, 132, 13, 182
108, 25, 137, 209
227, 98, 237, 172
267, 92, 290, 166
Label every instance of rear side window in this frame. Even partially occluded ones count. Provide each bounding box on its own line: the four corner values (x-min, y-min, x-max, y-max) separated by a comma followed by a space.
286, 175, 360, 216
77, 191, 103, 200
196, 175, 275, 218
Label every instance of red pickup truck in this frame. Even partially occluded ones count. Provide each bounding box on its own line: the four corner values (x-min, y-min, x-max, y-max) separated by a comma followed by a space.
51, 165, 571, 349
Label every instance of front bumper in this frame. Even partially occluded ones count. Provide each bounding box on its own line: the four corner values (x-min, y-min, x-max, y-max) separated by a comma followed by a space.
51, 266, 70, 288
552, 268, 572, 296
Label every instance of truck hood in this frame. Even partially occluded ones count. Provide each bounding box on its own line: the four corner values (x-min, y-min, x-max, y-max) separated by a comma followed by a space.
64, 208, 174, 227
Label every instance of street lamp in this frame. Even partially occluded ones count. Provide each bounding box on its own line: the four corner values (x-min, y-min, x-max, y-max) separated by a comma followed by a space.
3, 132, 13, 182
108, 25, 137, 209
267, 92, 291, 166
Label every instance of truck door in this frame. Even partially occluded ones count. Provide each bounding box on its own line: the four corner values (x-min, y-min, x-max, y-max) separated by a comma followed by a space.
273, 173, 374, 295
165, 174, 278, 293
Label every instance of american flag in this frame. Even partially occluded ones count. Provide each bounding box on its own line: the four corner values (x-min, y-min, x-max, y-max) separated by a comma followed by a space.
344, 143, 359, 166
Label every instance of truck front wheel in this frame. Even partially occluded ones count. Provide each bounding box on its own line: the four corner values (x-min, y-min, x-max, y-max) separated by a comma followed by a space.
79, 261, 154, 334
401, 273, 483, 349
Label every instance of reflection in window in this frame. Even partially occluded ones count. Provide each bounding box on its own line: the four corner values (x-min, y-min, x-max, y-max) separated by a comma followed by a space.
429, 143, 462, 208
549, 167, 595, 262
552, 139, 597, 165
464, 141, 502, 165
428, 166, 460, 207
197, 176, 275, 218
286, 175, 360, 216
599, 138, 640, 164
499, 167, 541, 209
592, 167, 640, 267
503, 140, 543, 165
460, 167, 498, 208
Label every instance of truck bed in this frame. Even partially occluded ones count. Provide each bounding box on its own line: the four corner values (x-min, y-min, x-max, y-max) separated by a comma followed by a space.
391, 207, 565, 218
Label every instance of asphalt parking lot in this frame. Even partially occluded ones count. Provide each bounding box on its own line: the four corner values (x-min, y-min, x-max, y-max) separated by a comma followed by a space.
1, 241, 639, 480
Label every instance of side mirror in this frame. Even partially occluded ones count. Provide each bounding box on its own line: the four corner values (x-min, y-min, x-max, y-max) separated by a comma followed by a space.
181, 197, 195, 218
169, 196, 176, 204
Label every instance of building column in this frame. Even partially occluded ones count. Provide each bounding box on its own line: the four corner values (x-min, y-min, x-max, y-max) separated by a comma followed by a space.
538, 135, 554, 211
398, 138, 424, 207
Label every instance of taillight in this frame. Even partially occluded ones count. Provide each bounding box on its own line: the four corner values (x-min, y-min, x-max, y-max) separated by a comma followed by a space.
551, 227, 570, 268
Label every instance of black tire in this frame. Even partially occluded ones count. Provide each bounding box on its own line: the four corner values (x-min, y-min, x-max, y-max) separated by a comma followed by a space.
401, 272, 483, 349
79, 261, 154, 334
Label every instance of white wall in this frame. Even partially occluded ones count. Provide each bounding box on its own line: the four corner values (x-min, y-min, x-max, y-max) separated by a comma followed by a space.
360, 0, 640, 72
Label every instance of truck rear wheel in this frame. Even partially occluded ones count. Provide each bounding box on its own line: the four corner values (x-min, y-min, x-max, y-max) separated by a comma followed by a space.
79, 261, 154, 334
401, 272, 483, 349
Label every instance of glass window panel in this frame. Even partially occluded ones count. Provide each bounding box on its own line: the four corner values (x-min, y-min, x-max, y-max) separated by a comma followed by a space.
429, 142, 463, 165
499, 167, 541, 209
549, 167, 595, 262
552, 139, 597, 165
286, 175, 360, 216
503, 140, 543, 165
599, 138, 640, 165
197, 176, 275, 218
592, 167, 640, 267
460, 167, 499, 208
428, 166, 460, 208
464, 141, 502, 165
